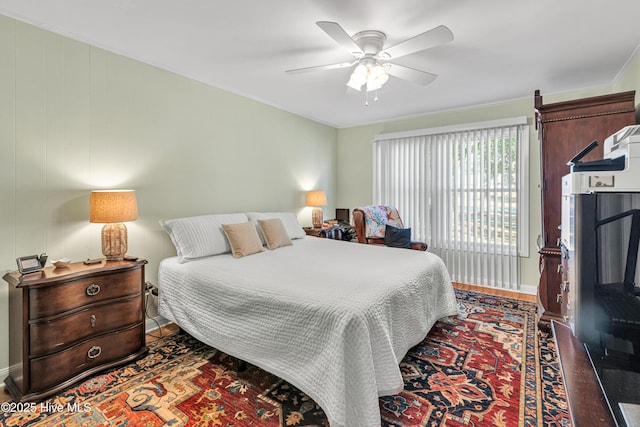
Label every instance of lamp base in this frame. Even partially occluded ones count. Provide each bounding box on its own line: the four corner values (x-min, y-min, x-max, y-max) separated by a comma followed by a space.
312, 207, 324, 228
102, 223, 128, 261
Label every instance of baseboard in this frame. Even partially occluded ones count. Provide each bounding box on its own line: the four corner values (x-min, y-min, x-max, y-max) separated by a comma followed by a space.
145, 315, 172, 333
519, 284, 537, 296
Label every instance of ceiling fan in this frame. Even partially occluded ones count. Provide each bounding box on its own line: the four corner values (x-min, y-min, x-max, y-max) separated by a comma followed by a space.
286, 21, 454, 94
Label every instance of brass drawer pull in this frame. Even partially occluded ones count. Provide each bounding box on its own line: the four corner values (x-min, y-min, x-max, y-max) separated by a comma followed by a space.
90, 314, 96, 328
86, 284, 101, 296
87, 345, 102, 359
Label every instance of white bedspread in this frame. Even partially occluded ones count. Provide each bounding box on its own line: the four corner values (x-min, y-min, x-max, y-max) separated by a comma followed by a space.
158, 237, 457, 427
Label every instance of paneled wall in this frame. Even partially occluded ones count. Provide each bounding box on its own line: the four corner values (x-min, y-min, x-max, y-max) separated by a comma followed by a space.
0, 15, 337, 374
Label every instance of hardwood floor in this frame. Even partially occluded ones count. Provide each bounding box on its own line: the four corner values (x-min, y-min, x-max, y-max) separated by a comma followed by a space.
145, 323, 181, 344
453, 282, 536, 303
552, 321, 616, 427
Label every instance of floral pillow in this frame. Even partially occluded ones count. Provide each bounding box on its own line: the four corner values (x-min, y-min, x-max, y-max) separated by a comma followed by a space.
360, 205, 404, 238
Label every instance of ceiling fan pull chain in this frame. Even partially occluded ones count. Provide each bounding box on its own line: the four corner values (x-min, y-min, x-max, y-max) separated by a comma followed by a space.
365, 89, 369, 107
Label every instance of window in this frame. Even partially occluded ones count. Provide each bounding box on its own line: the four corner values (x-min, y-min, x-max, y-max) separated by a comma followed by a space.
374, 118, 529, 289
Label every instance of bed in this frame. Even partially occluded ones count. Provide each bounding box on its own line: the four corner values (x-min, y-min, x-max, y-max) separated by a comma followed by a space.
157, 212, 458, 427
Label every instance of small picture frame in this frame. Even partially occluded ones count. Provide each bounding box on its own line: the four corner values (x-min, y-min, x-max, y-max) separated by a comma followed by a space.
16, 255, 43, 274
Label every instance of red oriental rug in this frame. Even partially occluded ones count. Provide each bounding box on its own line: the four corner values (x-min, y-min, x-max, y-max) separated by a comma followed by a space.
0, 289, 570, 426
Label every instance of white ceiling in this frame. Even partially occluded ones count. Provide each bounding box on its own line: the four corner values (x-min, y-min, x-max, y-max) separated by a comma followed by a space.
1, 0, 639, 128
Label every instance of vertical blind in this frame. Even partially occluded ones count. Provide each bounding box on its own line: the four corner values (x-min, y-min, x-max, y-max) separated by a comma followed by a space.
374, 119, 529, 290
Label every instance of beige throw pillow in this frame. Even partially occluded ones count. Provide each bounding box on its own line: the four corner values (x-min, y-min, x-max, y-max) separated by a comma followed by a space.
258, 218, 293, 250
222, 222, 265, 258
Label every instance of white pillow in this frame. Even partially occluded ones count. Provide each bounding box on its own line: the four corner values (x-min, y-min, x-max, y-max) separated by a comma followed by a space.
246, 212, 306, 241
160, 213, 248, 262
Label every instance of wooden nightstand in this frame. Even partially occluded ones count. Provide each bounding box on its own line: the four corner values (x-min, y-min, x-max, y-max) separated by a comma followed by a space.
2, 259, 148, 402
304, 227, 323, 237
303, 226, 343, 240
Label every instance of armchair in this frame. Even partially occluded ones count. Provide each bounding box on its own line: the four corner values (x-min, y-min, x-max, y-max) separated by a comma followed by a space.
353, 205, 427, 251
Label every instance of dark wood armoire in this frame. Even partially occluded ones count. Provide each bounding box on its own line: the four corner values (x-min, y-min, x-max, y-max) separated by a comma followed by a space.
534, 89, 636, 329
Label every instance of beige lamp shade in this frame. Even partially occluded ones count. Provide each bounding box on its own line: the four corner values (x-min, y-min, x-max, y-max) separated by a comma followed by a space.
90, 190, 138, 223
89, 190, 138, 261
305, 190, 327, 207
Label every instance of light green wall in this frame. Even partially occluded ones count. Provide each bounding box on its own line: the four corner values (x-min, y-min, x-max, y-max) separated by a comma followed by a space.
335, 83, 639, 291
0, 15, 336, 375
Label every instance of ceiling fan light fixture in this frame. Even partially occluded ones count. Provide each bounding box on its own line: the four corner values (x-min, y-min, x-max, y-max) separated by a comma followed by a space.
288, 21, 452, 97
366, 77, 381, 91
346, 79, 363, 91
347, 63, 368, 91
366, 63, 389, 91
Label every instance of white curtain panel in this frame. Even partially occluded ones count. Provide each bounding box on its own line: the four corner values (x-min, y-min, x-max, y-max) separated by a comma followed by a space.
374, 120, 529, 290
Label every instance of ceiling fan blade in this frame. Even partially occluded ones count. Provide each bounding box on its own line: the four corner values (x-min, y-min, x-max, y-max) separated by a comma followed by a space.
286, 61, 355, 74
316, 21, 364, 56
386, 64, 437, 86
382, 25, 453, 59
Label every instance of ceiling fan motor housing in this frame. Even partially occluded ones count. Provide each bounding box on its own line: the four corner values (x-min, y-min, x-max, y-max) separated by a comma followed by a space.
352, 30, 387, 56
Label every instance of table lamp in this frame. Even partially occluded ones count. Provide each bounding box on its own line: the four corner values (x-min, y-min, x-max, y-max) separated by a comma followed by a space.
306, 190, 327, 228
89, 190, 138, 261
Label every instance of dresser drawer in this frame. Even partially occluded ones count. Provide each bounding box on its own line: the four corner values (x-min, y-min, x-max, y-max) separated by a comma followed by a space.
29, 269, 142, 319
30, 325, 144, 392
30, 296, 143, 356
